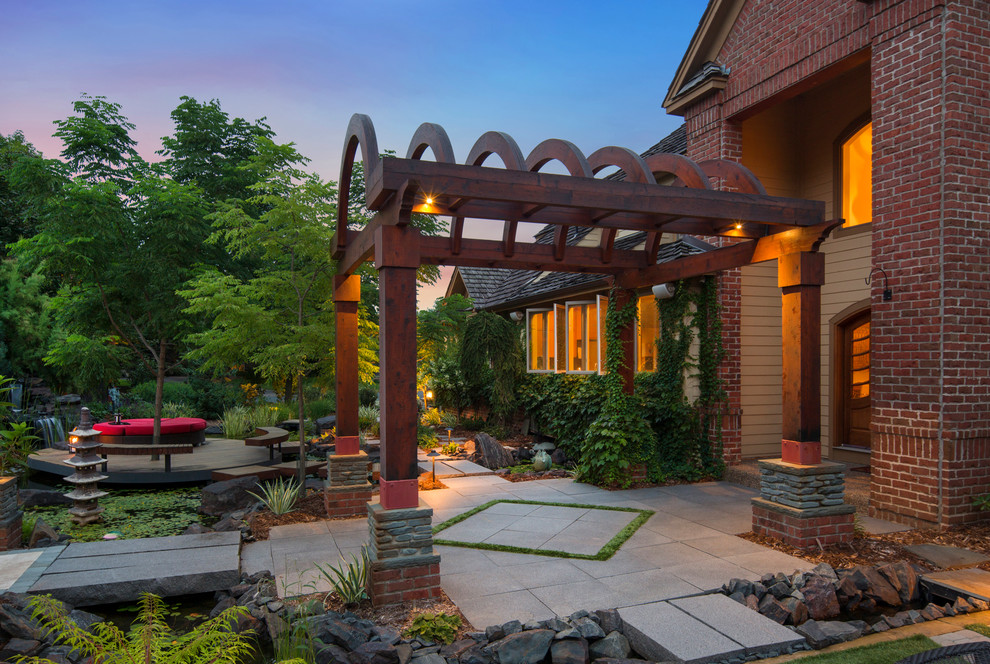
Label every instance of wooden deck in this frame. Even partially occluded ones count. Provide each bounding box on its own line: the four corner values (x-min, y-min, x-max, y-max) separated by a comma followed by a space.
28, 437, 287, 485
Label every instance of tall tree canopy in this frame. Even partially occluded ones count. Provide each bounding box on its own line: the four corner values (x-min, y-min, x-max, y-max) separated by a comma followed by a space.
0, 131, 42, 255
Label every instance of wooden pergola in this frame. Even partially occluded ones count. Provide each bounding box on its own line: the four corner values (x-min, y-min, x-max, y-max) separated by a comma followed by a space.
331, 113, 837, 511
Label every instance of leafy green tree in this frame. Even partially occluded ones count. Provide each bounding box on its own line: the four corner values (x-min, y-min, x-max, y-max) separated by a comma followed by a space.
181, 138, 371, 483
459, 311, 522, 422
0, 131, 42, 255
0, 258, 51, 379
417, 294, 473, 412
10, 96, 215, 440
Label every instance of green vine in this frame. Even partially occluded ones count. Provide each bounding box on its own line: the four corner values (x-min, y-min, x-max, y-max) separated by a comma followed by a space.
577, 289, 657, 486
516, 278, 726, 486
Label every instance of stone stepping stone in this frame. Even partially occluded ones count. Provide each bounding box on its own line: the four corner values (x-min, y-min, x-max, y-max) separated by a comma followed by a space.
923, 568, 990, 603
620, 595, 805, 664
905, 544, 990, 569
30, 532, 240, 607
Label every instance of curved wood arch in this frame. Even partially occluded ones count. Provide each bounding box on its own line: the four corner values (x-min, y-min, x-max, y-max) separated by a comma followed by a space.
465, 132, 528, 257
526, 140, 593, 261
336, 114, 381, 253
405, 122, 456, 163
587, 147, 657, 262
646, 153, 712, 190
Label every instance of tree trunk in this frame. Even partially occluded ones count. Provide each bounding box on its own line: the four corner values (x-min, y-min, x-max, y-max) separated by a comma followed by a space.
152, 339, 166, 456
297, 373, 305, 487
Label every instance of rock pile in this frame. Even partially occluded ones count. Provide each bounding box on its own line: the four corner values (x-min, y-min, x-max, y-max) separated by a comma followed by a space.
722, 561, 990, 650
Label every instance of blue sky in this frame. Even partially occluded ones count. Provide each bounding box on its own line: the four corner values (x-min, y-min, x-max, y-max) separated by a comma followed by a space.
0, 1, 706, 306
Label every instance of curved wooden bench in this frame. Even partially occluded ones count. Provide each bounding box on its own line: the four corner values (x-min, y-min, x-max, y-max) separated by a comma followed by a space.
244, 426, 290, 460
100, 443, 194, 472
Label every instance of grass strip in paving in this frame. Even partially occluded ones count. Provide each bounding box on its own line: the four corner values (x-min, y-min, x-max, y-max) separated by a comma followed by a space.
786, 634, 937, 663
967, 624, 990, 638
432, 499, 653, 561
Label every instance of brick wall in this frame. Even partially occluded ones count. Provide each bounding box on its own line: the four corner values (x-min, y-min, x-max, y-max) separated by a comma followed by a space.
0, 477, 21, 551
680, 0, 990, 527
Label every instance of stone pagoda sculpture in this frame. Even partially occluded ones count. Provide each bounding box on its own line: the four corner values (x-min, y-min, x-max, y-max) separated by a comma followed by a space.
63, 407, 109, 525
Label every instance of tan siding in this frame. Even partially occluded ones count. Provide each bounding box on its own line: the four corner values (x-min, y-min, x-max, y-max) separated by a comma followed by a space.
740, 261, 783, 459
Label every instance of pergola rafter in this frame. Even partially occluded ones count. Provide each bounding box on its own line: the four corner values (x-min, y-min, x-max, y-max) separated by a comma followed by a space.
329, 114, 834, 606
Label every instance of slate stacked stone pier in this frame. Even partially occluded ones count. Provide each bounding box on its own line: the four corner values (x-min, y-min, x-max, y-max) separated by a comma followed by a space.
752, 459, 855, 549
366, 502, 442, 606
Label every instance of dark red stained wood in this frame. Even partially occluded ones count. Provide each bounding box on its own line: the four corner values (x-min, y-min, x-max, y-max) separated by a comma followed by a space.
779, 252, 825, 443
600, 228, 616, 263
372, 158, 824, 227
450, 216, 464, 255
377, 227, 421, 485
419, 236, 647, 273
616, 221, 839, 290
334, 274, 362, 442
502, 219, 518, 257
612, 289, 637, 395
553, 225, 568, 261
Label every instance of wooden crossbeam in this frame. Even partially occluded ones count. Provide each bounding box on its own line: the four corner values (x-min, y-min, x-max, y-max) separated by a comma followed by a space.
371, 158, 823, 228
616, 221, 841, 289
419, 236, 647, 273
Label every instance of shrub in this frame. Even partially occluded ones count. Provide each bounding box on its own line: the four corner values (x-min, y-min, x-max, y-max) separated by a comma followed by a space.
161, 401, 195, 418
459, 416, 486, 431
130, 380, 195, 405
250, 402, 293, 428
305, 398, 335, 420
358, 383, 378, 408
221, 406, 252, 440
249, 477, 300, 515
403, 612, 462, 645
358, 405, 379, 432
417, 425, 438, 451
440, 411, 459, 429
313, 548, 369, 606
421, 408, 443, 427
187, 376, 239, 419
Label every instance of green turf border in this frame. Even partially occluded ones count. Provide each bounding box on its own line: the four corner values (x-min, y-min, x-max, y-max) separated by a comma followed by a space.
432, 499, 654, 561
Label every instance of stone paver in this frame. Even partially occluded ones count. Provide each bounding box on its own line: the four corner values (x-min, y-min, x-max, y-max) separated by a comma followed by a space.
0, 548, 47, 592
671, 594, 805, 654
907, 544, 990, 569
620, 601, 745, 664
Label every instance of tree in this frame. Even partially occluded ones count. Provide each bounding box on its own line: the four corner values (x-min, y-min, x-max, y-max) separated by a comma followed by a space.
10, 96, 214, 442
0, 258, 52, 380
0, 131, 43, 255
181, 138, 372, 484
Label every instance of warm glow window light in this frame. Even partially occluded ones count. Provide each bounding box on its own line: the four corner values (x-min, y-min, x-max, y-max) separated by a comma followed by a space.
526, 309, 555, 371
637, 295, 660, 372
842, 122, 872, 228
566, 301, 599, 373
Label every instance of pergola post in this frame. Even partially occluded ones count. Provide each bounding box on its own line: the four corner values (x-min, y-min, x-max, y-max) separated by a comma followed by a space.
367, 224, 441, 606
326, 274, 371, 518
751, 251, 854, 548
614, 288, 637, 396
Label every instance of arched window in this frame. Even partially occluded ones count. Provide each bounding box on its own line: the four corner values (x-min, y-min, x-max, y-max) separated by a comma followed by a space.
839, 119, 872, 228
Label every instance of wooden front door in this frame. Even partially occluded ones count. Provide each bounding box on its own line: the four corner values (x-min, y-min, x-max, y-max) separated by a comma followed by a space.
839, 310, 871, 449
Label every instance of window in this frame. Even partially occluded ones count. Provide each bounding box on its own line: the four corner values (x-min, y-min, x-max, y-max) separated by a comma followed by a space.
840, 120, 872, 228
637, 295, 659, 371
526, 309, 555, 372
566, 301, 599, 372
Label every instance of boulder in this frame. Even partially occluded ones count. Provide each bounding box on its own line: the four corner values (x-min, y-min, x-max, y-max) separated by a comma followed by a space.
18, 489, 72, 508
0, 638, 42, 661
199, 476, 261, 516
468, 433, 515, 470
835, 575, 863, 611
491, 629, 555, 664
573, 617, 605, 640
780, 597, 809, 626
795, 620, 863, 649
551, 638, 589, 664
846, 566, 901, 607
348, 641, 399, 664
810, 563, 838, 582
317, 643, 353, 664
317, 615, 372, 651
29, 518, 60, 548
589, 632, 631, 660
877, 561, 921, 603
440, 639, 478, 659
459, 644, 494, 664
758, 594, 791, 625
802, 576, 840, 621
550, 449, 568, 466
593, 609, 623, 635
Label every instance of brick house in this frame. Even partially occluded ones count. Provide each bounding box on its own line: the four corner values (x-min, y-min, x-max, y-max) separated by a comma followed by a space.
667, 0, 990, 529
451, 0, 989, 530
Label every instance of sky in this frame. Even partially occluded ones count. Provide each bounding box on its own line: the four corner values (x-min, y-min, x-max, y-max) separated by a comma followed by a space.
0, 1, 705, 308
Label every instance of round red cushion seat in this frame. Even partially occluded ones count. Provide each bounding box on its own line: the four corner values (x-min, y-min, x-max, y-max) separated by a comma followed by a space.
94, 418, 206, 436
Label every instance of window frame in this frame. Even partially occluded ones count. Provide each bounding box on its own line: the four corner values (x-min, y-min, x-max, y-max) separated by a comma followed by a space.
525, 308, 556, 373
636, 293, 659, 373
833, 112, 873, 230
565, 300, 601, 374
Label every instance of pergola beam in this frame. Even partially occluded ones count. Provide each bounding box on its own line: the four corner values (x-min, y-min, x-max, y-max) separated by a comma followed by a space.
369, 158, 824, 227
419, 236, 646, 273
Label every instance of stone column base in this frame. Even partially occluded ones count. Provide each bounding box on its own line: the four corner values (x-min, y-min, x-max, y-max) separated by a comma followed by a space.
366, 501, 442, 606
753, 458, 854, 549
325, 483, 372, 518
0, 477, 20, 551
326, 452, 372, 518
752, 499, 855, 549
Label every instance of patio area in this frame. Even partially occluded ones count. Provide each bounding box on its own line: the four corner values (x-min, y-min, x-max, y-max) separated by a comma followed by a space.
243, 475, 900, 628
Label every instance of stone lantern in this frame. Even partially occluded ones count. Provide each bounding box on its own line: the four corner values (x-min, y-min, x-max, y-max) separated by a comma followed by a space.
63, 407, 108, 525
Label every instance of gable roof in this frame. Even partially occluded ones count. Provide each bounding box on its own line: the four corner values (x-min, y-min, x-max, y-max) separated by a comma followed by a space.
449, 124, 711, 312
663, 0, 744, 116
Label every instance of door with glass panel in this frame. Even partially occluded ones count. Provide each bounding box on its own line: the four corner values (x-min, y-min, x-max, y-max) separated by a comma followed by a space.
839, 310, 871, 449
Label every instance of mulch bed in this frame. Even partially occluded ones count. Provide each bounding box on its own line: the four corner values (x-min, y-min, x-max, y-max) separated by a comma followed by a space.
741, 522, 990, 572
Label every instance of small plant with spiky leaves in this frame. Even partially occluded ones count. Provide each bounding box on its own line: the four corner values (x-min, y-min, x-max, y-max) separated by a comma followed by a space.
249, 476, 300, 516
20, 592, 256, 664
312, 547, 369, 606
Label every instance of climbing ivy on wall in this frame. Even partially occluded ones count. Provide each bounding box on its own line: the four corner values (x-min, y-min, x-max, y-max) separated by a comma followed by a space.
517, 277, 726, 485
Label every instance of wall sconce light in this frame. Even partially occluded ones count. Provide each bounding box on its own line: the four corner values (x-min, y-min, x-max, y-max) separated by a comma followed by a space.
652, 282, 676, 300
866, 267, 893, 301
509, 311, 524, 322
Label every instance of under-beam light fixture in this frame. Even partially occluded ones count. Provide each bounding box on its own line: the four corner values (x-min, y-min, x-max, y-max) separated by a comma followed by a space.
652, 283, 676, 300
